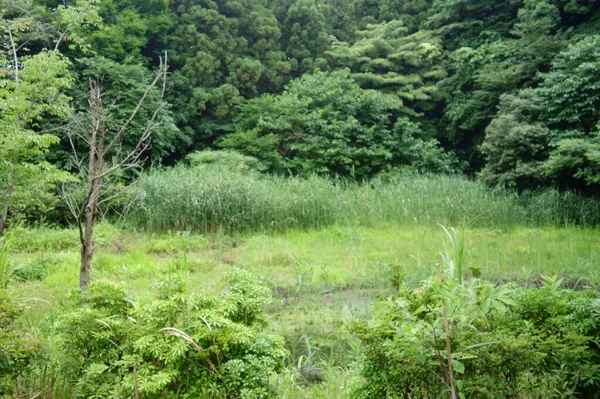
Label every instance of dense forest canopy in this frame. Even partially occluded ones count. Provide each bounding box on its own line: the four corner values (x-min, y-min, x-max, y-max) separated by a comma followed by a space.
2, 0, 600, 226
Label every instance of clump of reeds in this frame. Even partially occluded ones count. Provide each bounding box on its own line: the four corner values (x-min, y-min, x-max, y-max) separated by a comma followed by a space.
129, 167, 600, 233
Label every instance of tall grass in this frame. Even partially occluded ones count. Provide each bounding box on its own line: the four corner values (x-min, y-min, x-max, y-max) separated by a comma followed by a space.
130, 167, 600, 233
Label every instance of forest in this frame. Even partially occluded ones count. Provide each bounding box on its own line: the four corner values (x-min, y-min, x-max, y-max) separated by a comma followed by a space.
1, 0, 600, 397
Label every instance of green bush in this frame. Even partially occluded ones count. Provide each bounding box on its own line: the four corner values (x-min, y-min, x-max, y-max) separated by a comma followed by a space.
351, 276, 600, 398
0, 290, 46, 395
222, 70, 456, 178
54, 269, 287, 398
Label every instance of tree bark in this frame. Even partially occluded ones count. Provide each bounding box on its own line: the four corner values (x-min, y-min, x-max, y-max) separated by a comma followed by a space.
79, 200, 96, 289
78, 80, 103, 290
0, 203, 9, 238
0, 168, 16, 238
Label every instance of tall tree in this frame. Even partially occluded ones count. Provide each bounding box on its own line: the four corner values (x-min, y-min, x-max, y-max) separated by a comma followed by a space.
540, 34, 600, 189
480, 89, 549, 189
480, 35, 600, 191
281, 0, 330, 75
327, 20, 446, 132
0, 1, 76, 235
167, 0, 290, 146
437, 0, 564, 168
222, 70, 456, 178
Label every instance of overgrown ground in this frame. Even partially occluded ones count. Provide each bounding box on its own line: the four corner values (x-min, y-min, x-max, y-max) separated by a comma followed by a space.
8, 222, 600, 397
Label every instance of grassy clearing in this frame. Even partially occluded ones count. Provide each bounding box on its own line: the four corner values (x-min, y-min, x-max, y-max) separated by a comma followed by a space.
8, 222, 600, 396
131, 168, 600, 233
7, 167, 600, 396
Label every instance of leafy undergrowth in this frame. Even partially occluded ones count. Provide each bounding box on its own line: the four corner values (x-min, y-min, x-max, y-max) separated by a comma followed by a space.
3, 223, 600, 397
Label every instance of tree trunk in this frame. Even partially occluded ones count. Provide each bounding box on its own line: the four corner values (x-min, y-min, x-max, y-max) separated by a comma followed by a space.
79, 80, 103, 290
0, 169, 16, 238
0, 204, 8, 238
79, 201, 96, 289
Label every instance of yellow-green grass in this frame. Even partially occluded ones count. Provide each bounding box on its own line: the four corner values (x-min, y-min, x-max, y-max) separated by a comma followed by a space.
11, 223, 600, 299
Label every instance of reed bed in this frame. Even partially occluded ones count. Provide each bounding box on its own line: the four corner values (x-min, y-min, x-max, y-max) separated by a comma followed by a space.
130, 167, 600, 233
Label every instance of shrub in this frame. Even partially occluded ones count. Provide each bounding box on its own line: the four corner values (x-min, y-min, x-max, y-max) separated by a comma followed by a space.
0, 290, 46, 394
351, 276, 600, 398
54, 269, 287, 398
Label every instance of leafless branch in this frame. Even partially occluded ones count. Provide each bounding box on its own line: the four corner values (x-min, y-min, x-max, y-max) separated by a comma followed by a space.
5, 22, 18, 83
55, 18, 80, 51
104, 57, 167, 155
97, 185, 130, 206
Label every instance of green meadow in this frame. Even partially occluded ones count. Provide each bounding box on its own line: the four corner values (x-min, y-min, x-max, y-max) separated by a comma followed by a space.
8, 190, 600, 397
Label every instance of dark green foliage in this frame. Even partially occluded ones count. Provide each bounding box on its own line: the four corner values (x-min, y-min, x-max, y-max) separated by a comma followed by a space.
480, 90, 550, 189
54, 269, 286, 398
82, 0, 173, 62
281, 0, 330, 75
223, 70, 455, 178
539, 35, 600, 133
437, 0, 566, 168
2, 0, 600, 234
545, 132, 600, 186
60, 56, 188, 166
327, 21, 446, 124
481, 35, 600, 190
166, 0, 291, 144
538, 35, 600, 188
351, 276, 600, 398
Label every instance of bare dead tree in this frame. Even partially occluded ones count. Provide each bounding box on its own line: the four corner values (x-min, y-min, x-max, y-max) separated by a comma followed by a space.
61, 56, 168, 289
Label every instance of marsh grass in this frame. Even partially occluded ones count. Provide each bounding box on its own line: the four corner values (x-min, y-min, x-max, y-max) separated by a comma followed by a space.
131, 168, 600, 234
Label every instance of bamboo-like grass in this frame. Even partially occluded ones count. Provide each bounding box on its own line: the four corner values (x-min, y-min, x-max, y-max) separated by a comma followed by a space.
130, 167, 600, 233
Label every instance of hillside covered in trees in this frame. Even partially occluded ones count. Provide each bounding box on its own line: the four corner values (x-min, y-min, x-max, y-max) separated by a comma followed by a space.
2, 0, 600, 228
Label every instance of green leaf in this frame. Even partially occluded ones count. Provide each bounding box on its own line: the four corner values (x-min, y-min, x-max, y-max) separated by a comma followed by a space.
453, 360, 465, 374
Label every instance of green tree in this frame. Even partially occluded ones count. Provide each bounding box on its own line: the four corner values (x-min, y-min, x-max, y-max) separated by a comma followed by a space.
281, 0, 330, 75
351, 0, 433, 33
81, 0, 172, 62
167, 0, 290, 145
0, 17, 73, 233
223, 70, 455, 178
438, 0, 564, 168
480, 90, 549, 189
327, 20, 446, 133
480, 35, 600, 190
539, 35, 600, 188
57, 56, 186, 166
426, 0, 521, 50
